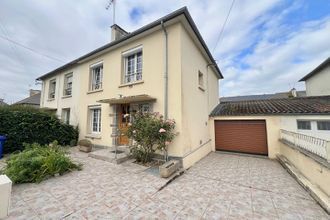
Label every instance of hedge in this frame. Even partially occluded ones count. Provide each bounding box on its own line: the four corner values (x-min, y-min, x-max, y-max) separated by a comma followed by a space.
0, 106, 78, 154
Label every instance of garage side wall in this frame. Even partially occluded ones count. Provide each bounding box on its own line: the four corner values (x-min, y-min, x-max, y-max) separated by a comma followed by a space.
210, 116, 281, 158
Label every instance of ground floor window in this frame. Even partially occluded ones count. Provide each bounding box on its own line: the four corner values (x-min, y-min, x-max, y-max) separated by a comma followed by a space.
297, 120, 311, 130
317, 121, 330, 131
62, 108, 70, 124
130, 103, 151, 115
89, 106, 101, 133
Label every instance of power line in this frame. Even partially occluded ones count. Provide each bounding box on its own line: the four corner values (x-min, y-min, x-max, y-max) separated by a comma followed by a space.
0, 20, 25, 65
0, 34, 65, 63
213, 0, 236, 53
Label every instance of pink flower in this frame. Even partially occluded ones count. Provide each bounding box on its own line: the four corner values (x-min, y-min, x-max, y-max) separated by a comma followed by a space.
166, 119, 175, 124
159, 128, 166, 133
165, 141, 171, 146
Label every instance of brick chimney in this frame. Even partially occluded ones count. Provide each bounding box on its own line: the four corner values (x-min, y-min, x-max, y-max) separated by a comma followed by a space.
111, 24, 128, 42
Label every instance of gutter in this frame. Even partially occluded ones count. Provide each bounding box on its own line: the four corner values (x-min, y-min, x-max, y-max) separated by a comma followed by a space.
161, 20, 169, 119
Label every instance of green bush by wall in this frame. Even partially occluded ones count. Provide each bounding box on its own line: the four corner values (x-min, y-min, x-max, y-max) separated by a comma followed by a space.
0, 106, 78, 153
2, 142, 82, 183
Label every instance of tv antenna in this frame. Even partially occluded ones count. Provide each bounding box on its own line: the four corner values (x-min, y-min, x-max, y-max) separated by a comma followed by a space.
106, 0, 116, 25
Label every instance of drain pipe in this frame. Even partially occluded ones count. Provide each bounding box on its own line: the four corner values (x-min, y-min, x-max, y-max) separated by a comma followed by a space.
161, 20, 168, 120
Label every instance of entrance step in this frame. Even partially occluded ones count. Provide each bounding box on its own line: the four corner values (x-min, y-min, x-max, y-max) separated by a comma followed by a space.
88, 147, 130, 164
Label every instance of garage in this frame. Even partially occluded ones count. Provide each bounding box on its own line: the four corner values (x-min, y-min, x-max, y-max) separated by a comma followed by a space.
214, 120, 268, 155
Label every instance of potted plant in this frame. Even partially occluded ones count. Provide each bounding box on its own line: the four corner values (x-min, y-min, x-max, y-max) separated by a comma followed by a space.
78, 139, 93, 153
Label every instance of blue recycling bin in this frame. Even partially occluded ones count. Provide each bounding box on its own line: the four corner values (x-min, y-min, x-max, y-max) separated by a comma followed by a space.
0, 135, 6, 159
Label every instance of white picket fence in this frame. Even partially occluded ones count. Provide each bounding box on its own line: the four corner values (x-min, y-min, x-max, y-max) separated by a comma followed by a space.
280, 129, 330, 162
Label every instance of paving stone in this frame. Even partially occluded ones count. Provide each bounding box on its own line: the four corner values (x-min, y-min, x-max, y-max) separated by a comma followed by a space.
5, 151, 329, 219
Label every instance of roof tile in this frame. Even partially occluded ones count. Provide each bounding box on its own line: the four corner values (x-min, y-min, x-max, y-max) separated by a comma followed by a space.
210, 96, 330, 116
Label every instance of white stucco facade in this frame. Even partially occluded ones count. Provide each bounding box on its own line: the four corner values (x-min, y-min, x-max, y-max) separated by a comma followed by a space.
305, 65, 330, 96
280, 115, 330, 141
39, 11, 221, 168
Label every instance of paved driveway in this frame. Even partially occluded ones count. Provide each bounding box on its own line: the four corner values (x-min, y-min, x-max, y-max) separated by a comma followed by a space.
6, 151, 329, 219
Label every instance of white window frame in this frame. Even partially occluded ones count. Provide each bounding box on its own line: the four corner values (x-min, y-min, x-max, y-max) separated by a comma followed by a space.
63, 73, 73, 96
122, 47, 143, 84
139, 103, 151, 113
62, 108, 70, 124
297, 120, 311, 130
316, 121, 330, 131
89, 62, 103, 91
48, 79, 56, 99
89, 106, 101, 134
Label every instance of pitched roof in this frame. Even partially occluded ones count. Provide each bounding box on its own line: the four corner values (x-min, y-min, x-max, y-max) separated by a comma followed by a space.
36, 7, 222, 80
299, 57, 330, 81
210, 96, 330, 116
220, 91, 306, 102
14, 93, 41, 106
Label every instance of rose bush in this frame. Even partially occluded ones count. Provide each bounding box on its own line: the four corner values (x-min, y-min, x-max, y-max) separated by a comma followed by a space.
126, 112, 176, 163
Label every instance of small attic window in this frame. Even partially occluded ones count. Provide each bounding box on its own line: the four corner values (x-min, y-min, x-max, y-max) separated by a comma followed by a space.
198, 71, 205, 91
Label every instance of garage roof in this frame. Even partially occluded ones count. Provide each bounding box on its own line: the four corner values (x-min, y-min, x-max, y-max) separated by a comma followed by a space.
210, 96, 330, 116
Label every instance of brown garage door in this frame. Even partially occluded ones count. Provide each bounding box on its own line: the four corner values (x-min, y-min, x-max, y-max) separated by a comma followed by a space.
215, 120, 268, 155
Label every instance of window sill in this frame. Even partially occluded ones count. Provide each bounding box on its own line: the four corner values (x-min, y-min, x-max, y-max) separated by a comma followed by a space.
47, 98, 55, 101
198, 86, 205, 91
87, 89, 103, 94
85, 134, 101, 139
119, 80, 144, 88
62, 95, 72, 99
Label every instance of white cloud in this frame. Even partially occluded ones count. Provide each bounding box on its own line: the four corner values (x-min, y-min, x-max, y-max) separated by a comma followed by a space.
0, 0, 329, 102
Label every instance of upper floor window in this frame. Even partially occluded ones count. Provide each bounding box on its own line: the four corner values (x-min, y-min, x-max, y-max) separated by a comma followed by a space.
317, 121, 330, 131
123, 48, 142, 84
48, 79, 56, 99
64, 73, 73, 96
297, 120, 311, 130
90, 62, 103, 91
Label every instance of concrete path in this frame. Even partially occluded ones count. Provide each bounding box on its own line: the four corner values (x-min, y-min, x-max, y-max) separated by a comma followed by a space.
5, 150, 329, 219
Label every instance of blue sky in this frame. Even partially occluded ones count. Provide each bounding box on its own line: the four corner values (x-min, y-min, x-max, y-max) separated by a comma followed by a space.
0, 0, 329, 103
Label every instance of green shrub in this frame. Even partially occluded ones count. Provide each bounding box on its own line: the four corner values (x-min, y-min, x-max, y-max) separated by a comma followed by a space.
126, 112, 176, 163
1, 142, 82, 183
0, 106, 78, 153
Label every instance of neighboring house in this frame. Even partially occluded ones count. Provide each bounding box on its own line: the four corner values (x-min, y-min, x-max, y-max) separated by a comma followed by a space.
300, 57, 330, 96
209, 96, 330, 158
13, 89, 41, 108
220, 89, 306, 102
0, 99, 8, 106
36, 7, 222, 168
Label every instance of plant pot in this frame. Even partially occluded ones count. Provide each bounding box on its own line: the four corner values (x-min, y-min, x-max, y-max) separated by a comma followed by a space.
159, 160, 179, 178
79, 145, 92, 153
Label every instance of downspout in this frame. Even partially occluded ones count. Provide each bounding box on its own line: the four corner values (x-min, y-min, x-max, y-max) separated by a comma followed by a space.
161, 20, 168, 120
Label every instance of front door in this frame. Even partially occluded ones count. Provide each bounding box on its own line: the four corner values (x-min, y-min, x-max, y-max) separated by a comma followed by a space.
118, 104, 130, 145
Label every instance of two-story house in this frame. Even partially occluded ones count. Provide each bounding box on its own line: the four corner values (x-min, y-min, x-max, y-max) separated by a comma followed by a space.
299, 57, 330, 97
37, 7, 223, 168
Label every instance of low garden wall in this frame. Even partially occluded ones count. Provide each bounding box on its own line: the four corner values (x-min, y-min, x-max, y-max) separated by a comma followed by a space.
278, 141, 330, 213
